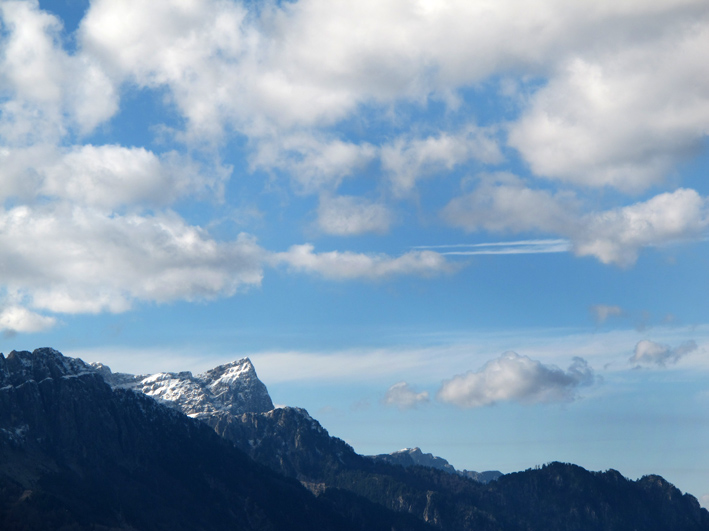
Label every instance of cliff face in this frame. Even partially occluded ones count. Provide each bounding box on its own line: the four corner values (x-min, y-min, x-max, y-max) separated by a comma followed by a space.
0, 349, 352, 531
93, 357, 274, 419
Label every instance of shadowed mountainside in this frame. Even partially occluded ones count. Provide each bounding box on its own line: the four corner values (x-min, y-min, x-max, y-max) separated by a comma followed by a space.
99, 352, 709, 531
0, 348, 432, 531
2, 348, 707, 531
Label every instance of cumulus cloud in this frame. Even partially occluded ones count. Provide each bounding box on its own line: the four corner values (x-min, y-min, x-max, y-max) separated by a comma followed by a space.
78, 0, 708, 126
77, 0, 709, 187
0, 204, 264, 314
590, 304, 623, 324
75, 0, 709, 227
273, 244, 451, 280
0, 1, 117, 142
630, 339, 698, 367
508, 22, 709, 192
0, 306, 56, 334
251, 135, 377, 194
442, 173, 577, 234
1, 0, 708, 333
574, 189, 708, 266
381, 128, 503, 196
383, 381, 430, 409
437, 352, 595, 408
317, 195, 392, 236
0, 144, 228, 208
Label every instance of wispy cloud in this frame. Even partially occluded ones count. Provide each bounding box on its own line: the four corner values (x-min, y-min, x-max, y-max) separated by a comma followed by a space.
630, 339, 699, 368
413, 239, 571, 255
273, 244, 453, 280
382, 382, 430, 410
590, 304, 623, 324
70, 325, 709, 385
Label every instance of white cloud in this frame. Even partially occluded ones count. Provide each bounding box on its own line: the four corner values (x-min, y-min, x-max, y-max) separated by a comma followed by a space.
442, 173, 577, 234
437, 352, 595, 408
382, 381, 429, 409
443, 182, 709, 266
77, 0, 709, 138
381, 128, 502, 196
40, 145, 228, 209
317, 195, 392, 236
0, 306, 56, 333
76, 0, 709, 202
0, 198, 448, 319
575, 189, 708, 266
0, 1, 117, 142
251, 135, 377, 194
0, 144, 228, 209
273, 244, 451, 280
701, 494, 709, 510
508, 20, 709, 191
591, 304, 623, 324
79, 0, 251, 138
630, 339, 698, 367
2, 0, 708, 332
0, 204, 264, 314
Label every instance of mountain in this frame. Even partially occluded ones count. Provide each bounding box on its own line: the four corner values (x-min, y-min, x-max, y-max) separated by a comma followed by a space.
3, 348, 707, 530
0, 348, 433, 531
370, 447, 503, 483
99, 353, 709, 531
92, 357, 274, 420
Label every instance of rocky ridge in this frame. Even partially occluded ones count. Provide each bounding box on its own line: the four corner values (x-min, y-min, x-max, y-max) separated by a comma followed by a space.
93, 357, 274, 420
370, 447, 503, 483
4, 348, 708, 531
95, 357, 498, 483
0, 348, 434, 531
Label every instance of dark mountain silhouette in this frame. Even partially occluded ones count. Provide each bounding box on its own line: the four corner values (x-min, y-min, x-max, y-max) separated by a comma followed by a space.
2, 348, 708, 531
0, 348, 431, 531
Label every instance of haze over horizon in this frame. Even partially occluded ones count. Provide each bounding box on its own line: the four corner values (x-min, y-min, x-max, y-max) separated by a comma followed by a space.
1, 0, 708, 507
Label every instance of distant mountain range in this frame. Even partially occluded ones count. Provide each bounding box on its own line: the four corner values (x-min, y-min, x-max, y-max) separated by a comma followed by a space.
2, 348, 708, 531
369, 447, 503, 483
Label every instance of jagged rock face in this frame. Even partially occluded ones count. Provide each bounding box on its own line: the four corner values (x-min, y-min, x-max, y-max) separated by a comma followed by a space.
95, 357, 274, 419
0, 347, 94, 387
0, 348, 361, 531
213, 406, 365, 481
0, 348, 438, 531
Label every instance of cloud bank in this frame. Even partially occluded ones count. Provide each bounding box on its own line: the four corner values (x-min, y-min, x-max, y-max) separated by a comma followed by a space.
1, 0, 709, 331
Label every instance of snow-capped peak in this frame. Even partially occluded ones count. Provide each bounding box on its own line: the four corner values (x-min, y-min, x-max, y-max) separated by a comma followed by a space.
96, 357, 274, 419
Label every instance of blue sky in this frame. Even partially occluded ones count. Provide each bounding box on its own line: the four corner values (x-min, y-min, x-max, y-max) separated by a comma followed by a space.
2, 0, 709, 506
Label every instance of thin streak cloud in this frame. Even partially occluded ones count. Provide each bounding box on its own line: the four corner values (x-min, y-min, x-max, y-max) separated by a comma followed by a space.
413, 239, 572, 255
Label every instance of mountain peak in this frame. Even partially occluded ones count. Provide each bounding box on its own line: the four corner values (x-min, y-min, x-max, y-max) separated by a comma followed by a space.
97, 356, 274, 419
1, 347, 94, 386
